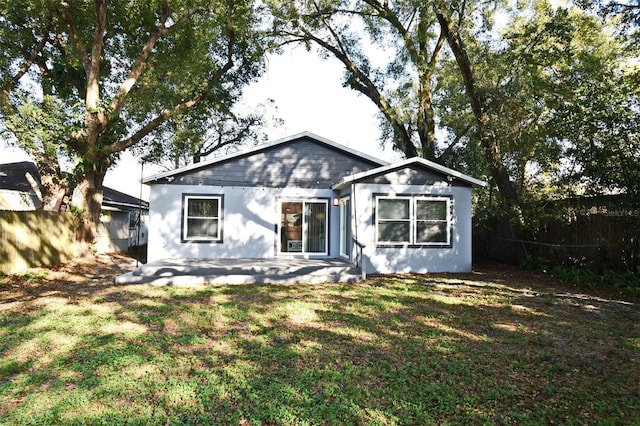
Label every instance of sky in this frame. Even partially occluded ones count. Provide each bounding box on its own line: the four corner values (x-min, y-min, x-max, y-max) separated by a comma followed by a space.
103, 46, 402, 199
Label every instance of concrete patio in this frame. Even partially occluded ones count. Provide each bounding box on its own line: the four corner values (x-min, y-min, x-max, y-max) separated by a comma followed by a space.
114, 258, 363, 286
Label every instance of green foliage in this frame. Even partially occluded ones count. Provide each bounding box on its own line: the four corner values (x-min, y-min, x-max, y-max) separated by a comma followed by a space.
270, 0, 639, 216
550, 264, 607, 288
441, 1, 640, 204
552, 264, 640, 294
1, 0, 268, 236
268, 0, 446, 159
523, 256, 640, 295
18, 270, 48, 283
136, 99, 281, 168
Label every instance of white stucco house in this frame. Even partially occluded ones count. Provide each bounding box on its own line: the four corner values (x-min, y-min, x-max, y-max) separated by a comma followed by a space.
144, 132, 486, 274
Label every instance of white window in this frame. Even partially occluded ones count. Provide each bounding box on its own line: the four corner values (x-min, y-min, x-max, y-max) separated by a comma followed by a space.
377, 198, 411, 244
182, 195, 222, 242
415, 198, 450, 244
376, 196, 451, 246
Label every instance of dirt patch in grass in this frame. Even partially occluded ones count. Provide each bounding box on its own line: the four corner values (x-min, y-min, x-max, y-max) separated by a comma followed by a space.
0, 253, 136, 306
1, 254, 639, 425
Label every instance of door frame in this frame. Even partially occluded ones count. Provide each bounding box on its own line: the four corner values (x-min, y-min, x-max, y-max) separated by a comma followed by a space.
339, 196, 352, 260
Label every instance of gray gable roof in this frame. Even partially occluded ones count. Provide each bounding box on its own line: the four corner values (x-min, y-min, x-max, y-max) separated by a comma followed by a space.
103, 187, 149, 210
144, 132, 388, 189
0, 161, 42, 193
332, 157, 487, 190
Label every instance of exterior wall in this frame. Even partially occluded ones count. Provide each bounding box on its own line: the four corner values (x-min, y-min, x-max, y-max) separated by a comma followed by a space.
360, 167, 445, 185
147, 184, 340, 262
360, 166, 468, 187
96, 210, 130, 253
0, 190, 39, 211
352, 181, 474, 273
164, 138, 380, 189
129, 213, 149, 247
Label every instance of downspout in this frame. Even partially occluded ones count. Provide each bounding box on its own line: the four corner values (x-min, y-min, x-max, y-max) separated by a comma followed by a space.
352, 182, 358, 258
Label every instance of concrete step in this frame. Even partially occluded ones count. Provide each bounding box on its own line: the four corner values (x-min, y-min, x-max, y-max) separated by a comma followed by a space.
115, 258, 363, 286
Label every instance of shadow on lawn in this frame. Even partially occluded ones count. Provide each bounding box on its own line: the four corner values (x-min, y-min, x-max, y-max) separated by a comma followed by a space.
1, 259, 639, 424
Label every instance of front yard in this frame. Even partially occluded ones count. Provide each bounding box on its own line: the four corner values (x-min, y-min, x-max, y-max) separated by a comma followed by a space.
1, 255, 638, 425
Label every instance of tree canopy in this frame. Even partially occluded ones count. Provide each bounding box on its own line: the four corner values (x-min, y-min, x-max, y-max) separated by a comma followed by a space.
0, 0, 266, 243
1, 0, 638, 246
267, 0, 640, 214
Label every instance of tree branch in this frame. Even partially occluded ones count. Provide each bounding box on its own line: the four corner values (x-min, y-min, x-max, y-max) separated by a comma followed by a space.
441, 123, 472, 161
436, 4, 519, 206
104, 11, 236, 154
59, 2, 91, 74
362, 0, 421, 66
50, 32, 87, 99
109, 3, 208, 114
1, 26, 50, 95
200, 116, 258, 158
300, 3, 418, 157
86, 0, 108, 114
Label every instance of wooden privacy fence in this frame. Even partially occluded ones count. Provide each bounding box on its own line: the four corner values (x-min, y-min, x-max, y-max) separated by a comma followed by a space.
474, 197, 640, 273
0, 210, 78, 275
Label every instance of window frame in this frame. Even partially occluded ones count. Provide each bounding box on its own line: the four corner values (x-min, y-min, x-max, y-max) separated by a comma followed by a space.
278, 198, 329, 256
376, 197, 412, 244
181, 194, 224, 243
339, 197, 351, 259
375, 194, 452, 248
414, 197, 451, 246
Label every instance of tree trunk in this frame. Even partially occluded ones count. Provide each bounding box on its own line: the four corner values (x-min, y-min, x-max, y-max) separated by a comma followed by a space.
436, 10, 520, 209
417, 82, 437, 160
71, 165, 107, 250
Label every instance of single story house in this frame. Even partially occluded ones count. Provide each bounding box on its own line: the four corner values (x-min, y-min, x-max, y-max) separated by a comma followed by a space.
144, 132, 486, 274
0, 158, 148, 254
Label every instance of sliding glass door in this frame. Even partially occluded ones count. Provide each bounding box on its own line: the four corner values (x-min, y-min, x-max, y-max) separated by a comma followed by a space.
280, 200, 328, 255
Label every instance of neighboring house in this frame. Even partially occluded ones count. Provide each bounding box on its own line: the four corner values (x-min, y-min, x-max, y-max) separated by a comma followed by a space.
0, 157, 148, 254
0, 161, 43, 210
144, 132, 486, 274
97, 187, 149, 253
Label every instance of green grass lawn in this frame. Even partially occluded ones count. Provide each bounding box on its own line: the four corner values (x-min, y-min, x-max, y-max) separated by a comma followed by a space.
1, 255, 639, 425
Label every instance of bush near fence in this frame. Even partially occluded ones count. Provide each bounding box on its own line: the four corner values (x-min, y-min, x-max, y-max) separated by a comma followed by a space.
0, 210, 78, 275
474, 195, 640, 273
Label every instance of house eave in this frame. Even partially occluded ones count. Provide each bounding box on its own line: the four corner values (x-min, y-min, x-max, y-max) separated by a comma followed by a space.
103, 200, 149, 210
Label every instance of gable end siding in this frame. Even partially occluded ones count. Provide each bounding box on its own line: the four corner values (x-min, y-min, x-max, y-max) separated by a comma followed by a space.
360, 166, 471, 187
163, 139, 380, 189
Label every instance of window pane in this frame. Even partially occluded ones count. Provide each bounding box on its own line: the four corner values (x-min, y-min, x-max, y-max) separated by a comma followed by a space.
186, 218, 218, 238
378, 221, 410, 242
280, 201, 327, 254
379, 199, 409, 220
129, 212, 138, 229
305, 202, 326, 253
281, 202, 303, 252
188, 199, 218, 217
416, 222, 447, 243
416, 200, 447, 220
